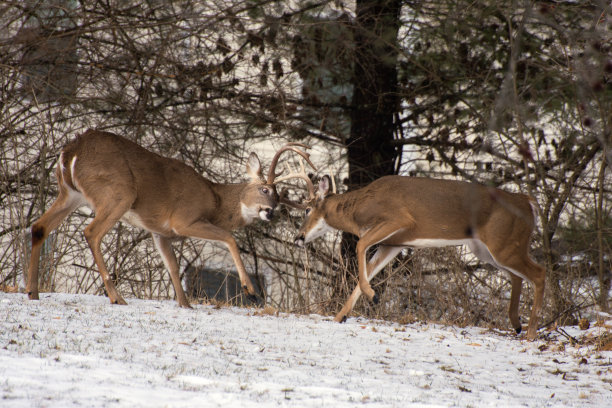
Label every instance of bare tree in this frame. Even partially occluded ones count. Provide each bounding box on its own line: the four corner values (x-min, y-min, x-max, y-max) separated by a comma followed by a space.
1, 0, 609, 333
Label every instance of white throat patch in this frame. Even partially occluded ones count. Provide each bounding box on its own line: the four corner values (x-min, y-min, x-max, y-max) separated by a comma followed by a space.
304, 218, 334, 243
241, 203, 259, 223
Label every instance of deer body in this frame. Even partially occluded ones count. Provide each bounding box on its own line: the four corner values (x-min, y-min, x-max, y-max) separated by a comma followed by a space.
28, 129, 312, 307
295, 175, 546, 340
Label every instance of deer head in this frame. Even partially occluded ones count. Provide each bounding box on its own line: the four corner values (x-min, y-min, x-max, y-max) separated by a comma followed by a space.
294, 175, 333, 247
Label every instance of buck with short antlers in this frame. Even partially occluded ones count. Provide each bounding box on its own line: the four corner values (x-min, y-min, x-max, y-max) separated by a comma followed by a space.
27, 129, 314, 307
292, 175, 546, 340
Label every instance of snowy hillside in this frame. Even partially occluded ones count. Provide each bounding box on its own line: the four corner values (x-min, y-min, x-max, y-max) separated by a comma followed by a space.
1, 292, 610, 407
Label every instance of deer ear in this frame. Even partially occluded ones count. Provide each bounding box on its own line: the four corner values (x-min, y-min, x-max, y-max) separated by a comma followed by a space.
246, 153, 263, 182
318, 175, 331, 197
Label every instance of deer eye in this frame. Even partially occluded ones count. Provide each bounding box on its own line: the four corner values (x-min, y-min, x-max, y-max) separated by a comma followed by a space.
261, 187, 269, 195
305, 208, 312, 215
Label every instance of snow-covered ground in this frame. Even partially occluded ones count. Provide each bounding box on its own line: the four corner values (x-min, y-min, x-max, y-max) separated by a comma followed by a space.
1, 292, 610, 407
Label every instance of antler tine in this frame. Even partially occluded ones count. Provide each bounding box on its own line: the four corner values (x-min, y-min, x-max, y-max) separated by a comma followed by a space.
274, 161, 303, 183
328, 167, 337, 194
279, 187, 308, 210
274, 160, 316, 201
266, 143, 317, 185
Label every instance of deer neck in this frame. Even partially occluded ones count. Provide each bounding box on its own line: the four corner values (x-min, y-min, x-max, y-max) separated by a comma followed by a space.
323, 193, 361, 236
210, 183, 249, 229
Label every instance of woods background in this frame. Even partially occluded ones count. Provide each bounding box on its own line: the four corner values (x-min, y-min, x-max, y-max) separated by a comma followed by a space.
1, 0, 610, 332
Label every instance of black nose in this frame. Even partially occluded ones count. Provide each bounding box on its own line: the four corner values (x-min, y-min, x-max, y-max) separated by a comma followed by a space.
264, 207, 274, 220
294, 234, 305, 247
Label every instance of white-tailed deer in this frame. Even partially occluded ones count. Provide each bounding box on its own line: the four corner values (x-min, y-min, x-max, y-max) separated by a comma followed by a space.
292, 175, 546, 340
27, 129, 314, 307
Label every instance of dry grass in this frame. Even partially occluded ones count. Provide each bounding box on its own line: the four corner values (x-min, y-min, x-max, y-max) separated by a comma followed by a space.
0, 284, 18, 293
252, 305, 279, 317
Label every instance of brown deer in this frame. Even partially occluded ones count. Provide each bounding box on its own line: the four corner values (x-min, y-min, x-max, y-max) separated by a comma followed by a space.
291, 174, 546, 340
27, 129, 314, 307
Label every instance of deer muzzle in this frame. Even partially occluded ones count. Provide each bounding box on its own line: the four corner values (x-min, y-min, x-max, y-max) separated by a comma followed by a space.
294, 233, 305, 248
259, 207, 274, 221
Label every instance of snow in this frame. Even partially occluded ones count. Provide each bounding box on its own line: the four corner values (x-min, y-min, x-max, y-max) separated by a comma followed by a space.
1, 292, 610, 407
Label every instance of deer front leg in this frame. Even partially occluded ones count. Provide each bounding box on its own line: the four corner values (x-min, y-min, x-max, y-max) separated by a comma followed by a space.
525, 259, 546, 341
83, 211, 130, 306
355, 224, 404, 303
335, 245, 402, 322
173, 221, 259, 301
508, 274, 523, 334
152, 234, 191, 308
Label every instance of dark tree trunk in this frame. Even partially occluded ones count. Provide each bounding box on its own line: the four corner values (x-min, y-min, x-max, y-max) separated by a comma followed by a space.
336, 0, 402, 304
346, 0, 401, 188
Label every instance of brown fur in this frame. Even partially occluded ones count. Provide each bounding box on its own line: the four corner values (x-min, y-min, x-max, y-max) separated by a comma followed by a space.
297, 175, 546, 340
27, 129, 284, 307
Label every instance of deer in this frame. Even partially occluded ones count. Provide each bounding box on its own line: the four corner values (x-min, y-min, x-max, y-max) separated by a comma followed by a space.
26, 129, 315, 308
289, 172, 546, 340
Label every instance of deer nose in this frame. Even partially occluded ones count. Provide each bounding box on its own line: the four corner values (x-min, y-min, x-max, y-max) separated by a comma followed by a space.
262, 207, 274, 220
294, 234, 305, 247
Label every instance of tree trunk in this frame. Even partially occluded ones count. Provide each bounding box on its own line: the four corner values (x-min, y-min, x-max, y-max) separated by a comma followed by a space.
336, 0, 402, 304
346, 0, 401, 188
596, 153, 609, 312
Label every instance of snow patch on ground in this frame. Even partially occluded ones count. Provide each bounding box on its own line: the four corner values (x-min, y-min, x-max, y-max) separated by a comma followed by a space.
1, 292, 610, 407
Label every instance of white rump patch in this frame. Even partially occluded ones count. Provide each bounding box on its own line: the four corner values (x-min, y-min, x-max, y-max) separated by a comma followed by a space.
70, 155, 78, 182
69, 155, 88, 197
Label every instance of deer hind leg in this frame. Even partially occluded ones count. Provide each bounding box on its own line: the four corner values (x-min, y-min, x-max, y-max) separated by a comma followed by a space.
335, 245, 402, 323
83, 199, 134, 305
468, 239, 522, 333
507, 257, 545, 340
508, 274, 523, 334
152, 234, 191, 308
497, 257, 545, 340
27, 189, 83, 300
472, 240, 545, 340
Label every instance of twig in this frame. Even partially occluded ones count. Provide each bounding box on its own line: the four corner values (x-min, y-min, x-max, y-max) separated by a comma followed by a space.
556, 327, 579, 344
539, 301, 589, 330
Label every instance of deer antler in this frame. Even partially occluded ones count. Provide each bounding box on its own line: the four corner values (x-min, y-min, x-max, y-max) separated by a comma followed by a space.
276, 160, 316, 197
279, 187, 308, 210
266, 142, 316, 185
275, 160, 317, 209
328, 167, 337, 194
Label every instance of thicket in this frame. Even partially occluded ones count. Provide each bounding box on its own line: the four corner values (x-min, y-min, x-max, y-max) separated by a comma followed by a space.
1, 0, 610, 333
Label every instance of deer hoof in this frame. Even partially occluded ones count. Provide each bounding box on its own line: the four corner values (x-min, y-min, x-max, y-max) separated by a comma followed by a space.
243, 286, 261, 304
340, 315, 347, 323
372, 293, 380, 305
514, 317, 522, 334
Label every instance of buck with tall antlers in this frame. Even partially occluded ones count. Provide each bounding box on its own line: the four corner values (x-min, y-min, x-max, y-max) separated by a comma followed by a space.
291, 174, 545, 340
27, 129, 314, 307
